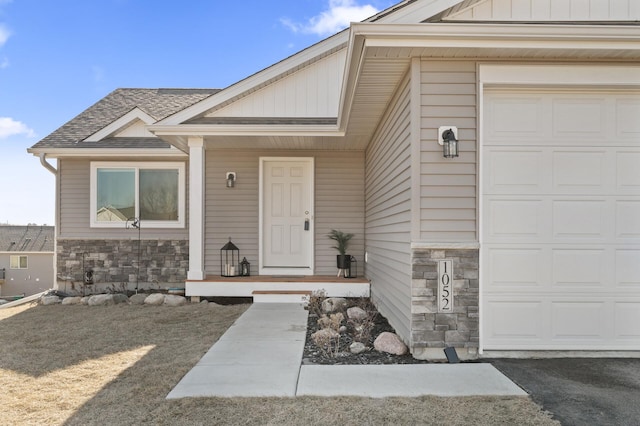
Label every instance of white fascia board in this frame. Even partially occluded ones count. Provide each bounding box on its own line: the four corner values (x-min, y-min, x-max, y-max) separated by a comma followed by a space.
84, 107, 156, 142
153, 33, 350, 127
349, 22, 640, 49
27, 148, 187, 159
148, 124, 344, 137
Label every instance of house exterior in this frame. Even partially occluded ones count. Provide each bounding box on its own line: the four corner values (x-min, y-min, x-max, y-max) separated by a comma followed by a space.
0, 225, 55, 298
29, 0, 640, 359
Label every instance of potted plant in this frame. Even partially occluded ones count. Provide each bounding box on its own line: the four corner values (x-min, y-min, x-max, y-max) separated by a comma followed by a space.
327, 229, 354, 277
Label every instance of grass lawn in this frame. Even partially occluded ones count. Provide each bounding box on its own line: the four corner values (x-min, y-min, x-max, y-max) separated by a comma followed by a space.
0, 302, 558, 425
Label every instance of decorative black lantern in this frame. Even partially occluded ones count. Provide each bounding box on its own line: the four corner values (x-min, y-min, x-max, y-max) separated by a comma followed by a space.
240, 257, 251, 277
220, 238, 239, 277
345, 255, 357, 279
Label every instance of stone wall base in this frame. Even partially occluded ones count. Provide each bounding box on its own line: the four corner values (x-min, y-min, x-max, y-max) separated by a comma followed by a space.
410, 247, 479, 360
56, 239, 188, 294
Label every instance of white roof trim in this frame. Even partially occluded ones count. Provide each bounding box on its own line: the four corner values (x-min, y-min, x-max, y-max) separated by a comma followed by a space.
148, 124, 344, 137
84, 107, 156, 142
27, 148, 187, 159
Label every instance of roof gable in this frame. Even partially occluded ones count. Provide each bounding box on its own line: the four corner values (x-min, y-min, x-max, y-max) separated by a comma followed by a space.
433, 0, 640, 21
84, 107, 156, 142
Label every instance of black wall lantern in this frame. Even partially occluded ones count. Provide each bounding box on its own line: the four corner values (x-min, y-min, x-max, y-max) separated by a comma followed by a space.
220, 238, 239, 277
226, 172, 236, 188
438, 126, 459, 158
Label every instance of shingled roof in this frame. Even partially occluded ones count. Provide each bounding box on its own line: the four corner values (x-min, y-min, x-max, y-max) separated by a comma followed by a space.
30, 88, 219, 150
0, 225, 54, 252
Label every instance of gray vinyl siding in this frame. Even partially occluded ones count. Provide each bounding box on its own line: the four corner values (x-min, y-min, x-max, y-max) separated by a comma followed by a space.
58, 158, 189, 240
365, 74, 412, 343
204, 150, 364, 275
420, 60, 477, 241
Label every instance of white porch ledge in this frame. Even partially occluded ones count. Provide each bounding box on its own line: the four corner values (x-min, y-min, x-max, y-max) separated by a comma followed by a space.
186, 275, 370, 298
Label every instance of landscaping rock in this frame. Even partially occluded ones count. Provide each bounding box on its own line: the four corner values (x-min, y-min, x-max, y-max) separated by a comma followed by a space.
374, 332, 408, 355
112, 294, 129, 304
339, 325, 347, 334
88, 294, 115, 306
350, 342, 367, 354
40, 295, 61, 305
61, 296, 83, 305
144, 293, 165, 305
347, 306, 368, 320
164, 295, 187, 307
129, 294, 147, 305
80, 296, 90, 305
321, 297, 347, 313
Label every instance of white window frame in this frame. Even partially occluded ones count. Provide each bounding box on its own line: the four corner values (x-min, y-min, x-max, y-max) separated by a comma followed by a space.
10, 255, 28, 269
90, 162, 186, 228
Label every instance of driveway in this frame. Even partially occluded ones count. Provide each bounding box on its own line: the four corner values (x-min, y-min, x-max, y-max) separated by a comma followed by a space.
488, 358, 640, 426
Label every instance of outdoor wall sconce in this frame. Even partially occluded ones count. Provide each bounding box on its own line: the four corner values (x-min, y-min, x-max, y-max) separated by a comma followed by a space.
226, 172, 236, 188
438, 126, 459, 158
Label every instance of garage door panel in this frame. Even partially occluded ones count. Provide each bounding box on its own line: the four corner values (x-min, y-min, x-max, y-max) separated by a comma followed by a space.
552, 151, 607, 190
551, 302, 606, 340
552, 249, 607, 287
617, 153, 640, 190
487, 248, 544, 289
616, 250, 640, 286
483, 90, 640, 350
485, 149, 546, 193
485, 300, 545, 341
615, 302, 640, 339
488, 199, 546, 238
616, 99, 640, 137
486, 96, 546, 140
552, 98, 607, 140
553, 200, 608, 239
616, 201, 640, 239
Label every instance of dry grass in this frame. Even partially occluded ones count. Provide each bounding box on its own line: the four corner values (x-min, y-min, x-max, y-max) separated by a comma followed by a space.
0, 302, 559, 426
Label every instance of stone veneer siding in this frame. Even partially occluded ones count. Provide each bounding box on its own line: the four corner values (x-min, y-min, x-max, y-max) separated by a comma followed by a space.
57, 239, 188, 292
411, 248, 479, 360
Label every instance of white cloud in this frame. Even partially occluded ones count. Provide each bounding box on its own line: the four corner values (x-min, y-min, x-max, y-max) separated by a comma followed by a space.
0, 24, 9, 46
282, 0, 380, 36
0, 117, 36, 139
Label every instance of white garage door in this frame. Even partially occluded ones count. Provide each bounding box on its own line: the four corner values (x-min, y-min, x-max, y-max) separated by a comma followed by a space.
482, 89, 640, 350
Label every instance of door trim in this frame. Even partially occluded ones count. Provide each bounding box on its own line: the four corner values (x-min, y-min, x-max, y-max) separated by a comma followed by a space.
259, 157, 315, 276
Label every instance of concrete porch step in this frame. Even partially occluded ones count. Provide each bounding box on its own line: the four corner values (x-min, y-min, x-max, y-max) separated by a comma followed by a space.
252, 290, 312, 304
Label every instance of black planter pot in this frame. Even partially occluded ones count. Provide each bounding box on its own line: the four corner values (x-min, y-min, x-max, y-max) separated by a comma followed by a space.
336, 254, 351, 270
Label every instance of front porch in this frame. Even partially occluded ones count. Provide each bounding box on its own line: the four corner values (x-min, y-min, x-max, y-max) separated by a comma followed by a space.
186, 275, 370, 300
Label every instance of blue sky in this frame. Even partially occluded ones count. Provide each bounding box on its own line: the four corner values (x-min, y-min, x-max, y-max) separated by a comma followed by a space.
0, 0, 395, 225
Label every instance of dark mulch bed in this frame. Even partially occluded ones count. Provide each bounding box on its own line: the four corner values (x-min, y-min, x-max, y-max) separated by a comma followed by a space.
302, 298, 430, 365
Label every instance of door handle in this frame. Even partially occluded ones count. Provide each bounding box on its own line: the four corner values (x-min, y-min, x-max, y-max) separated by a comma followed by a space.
304, 219, 310, 231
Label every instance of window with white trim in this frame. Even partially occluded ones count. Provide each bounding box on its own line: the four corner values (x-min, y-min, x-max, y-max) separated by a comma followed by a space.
90, 162, 185, 228
10, 255, 28, 269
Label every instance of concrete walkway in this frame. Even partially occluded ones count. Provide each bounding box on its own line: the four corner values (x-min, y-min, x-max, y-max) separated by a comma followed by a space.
167, 303, 526, 399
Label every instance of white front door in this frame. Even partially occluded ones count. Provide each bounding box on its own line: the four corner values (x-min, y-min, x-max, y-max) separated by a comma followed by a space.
260, 157, 314, 275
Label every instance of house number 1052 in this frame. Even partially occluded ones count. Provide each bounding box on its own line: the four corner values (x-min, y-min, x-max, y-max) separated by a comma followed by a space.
438, 260, 453, 313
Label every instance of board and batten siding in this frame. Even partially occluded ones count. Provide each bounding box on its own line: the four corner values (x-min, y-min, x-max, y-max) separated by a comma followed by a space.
206, 49, 346, 118
365, 73, 413, 344
57, 158, 189, 240
420, 60, 477, 242
446, 0, 640, 21
204, 150, 364, 276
